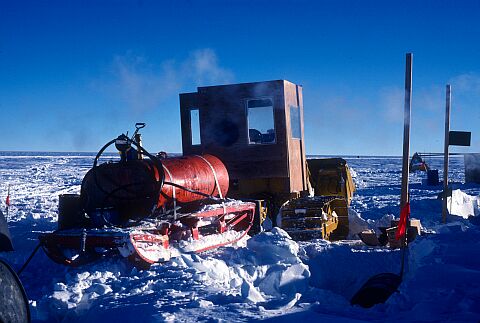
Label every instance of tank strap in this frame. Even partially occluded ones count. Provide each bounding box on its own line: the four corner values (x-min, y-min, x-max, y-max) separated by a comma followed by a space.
195, 155, 226, 215
162, 165, 177, 220
195, 155, 223, 199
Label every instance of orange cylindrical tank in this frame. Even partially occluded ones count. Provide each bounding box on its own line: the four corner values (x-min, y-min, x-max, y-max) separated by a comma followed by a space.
157, 154, 229, 207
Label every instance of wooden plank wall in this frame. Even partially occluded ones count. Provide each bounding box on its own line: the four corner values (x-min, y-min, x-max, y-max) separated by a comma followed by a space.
180, 80, 306, 194
283, 81, 308, 192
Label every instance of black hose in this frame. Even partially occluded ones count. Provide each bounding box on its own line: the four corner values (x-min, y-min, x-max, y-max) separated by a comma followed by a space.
17, 242, 42, 276
130, 141, 165, 189
93, 138, 117, 168
91, 136, 165, 204
78, 135, 166, 228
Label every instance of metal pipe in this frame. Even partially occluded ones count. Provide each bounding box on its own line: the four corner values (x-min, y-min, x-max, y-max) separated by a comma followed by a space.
442, 85, 451, 223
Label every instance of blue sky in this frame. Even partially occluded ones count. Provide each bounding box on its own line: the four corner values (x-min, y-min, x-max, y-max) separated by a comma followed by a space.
1, 0, 479, 155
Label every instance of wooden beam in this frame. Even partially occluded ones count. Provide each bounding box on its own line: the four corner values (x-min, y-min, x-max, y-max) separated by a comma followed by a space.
400, 53, 413, 210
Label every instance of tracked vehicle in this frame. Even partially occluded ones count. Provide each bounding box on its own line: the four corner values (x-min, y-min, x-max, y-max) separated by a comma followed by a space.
39, 80, 355, 268
179, 80, 355, 240
280, 158, 355, 240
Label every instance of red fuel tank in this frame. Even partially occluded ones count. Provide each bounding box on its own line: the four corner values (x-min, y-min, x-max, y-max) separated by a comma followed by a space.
158, 154, 229, 207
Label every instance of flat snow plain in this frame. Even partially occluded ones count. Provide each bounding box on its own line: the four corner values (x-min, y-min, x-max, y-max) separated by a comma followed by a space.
1, 152, 479, 322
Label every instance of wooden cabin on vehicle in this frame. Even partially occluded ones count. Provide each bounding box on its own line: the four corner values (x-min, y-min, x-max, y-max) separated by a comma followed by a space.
179, 80, 308, 201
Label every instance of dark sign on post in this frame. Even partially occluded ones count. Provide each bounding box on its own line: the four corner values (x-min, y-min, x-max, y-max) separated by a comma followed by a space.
449, 131, 471, 146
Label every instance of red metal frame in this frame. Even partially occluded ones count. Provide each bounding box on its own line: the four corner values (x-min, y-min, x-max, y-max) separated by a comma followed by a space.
39, 201, 255, 268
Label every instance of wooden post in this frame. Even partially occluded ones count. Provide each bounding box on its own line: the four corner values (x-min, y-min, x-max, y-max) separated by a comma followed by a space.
400, 53, 413, 210
442, 85, 451, 223
399, 53, 413, 275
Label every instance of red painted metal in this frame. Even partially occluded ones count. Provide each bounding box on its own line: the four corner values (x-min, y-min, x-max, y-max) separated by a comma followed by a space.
157, 154, 229, 207
192, 229, 251, 254
39, 201, 255, 267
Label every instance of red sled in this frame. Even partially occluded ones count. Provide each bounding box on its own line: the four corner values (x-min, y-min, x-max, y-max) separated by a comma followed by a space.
39, 201, 255, 269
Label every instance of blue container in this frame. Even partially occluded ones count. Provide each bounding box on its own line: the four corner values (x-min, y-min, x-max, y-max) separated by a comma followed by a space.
427, 169, 439, 186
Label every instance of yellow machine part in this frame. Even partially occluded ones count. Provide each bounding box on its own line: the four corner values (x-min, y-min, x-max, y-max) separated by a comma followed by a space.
227, 159, 355, 241
280, 196, 340, 240
307, 158, 355, 204
278, 158, 356, 241
309, 159, 355, 238
249, 199, 269, 234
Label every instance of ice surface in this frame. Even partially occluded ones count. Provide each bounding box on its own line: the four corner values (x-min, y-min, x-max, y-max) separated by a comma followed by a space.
1, 153, 480, 322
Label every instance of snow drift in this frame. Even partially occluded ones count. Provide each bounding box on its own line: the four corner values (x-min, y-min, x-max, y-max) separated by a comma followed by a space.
1, 153, 480, 322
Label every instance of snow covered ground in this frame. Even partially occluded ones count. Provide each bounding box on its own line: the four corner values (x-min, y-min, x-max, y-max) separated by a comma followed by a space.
1, 152, 479, 322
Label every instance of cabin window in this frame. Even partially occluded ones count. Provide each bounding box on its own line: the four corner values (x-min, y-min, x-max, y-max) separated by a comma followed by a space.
247, 98, 275, 144
190, 109, 201, 145
290, 105, 301, 139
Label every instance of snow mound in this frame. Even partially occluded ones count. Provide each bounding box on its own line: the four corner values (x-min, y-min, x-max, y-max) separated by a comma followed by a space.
37, 268, 121, 319
447, 189, 480, 219
349, 166, 366, 188
387, 225, 480, 322
347, 208, 395, 238
240, 229, 310, 306
182, 228, 309, 305
246, 227, 301, 264
347, 209, 369, 237
30, 229, 311, 319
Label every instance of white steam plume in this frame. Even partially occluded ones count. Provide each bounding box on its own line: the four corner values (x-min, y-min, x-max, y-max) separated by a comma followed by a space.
106, 49, 233, 113
450, 73, 480, 93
